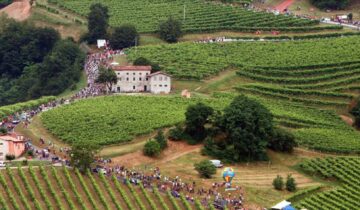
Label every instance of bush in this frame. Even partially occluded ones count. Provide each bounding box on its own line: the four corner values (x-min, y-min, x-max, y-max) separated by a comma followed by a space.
194, 160, 216, 178
27, 150, 34, 157
286, 174, 297, 192
110, 24, 139, 49
133, 57, 151, 66
268, 128, 297, 152
273, 175, 284, 190
155, 130, 167, 150
310, 0, 349, 10
5, 154, 15, 161
158, 16, 182, 43
168, 124, 184, 141
350, 100, 360, 128
0, 127, 7, 135
143, 140, 161, 157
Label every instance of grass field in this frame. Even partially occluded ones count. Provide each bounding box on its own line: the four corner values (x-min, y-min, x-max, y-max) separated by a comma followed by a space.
0, 166, 196, 210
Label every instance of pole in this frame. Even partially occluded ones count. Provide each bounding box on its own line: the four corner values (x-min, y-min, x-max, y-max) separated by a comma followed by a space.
135, 36, 138, 55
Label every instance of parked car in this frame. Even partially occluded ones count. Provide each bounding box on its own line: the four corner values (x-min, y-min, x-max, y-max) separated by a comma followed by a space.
0, 161, 6, 167
210, 160, 223, 168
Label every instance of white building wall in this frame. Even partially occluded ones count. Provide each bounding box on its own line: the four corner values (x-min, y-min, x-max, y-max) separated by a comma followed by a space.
0, 140, 9, 160
149, 74, 171, 94
112, 70, 151, 93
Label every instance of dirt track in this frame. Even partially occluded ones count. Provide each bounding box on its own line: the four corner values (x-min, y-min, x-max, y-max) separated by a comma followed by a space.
0, 0, 31, 21
111, 141, 201, 167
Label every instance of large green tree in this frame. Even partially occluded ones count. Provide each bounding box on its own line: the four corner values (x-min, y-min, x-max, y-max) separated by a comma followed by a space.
110, 24, 139, 49
96, 66, 117, 93
87, 3, 109, 44
310, 0, 349, 10
70, 141, 100, 173
218, 95, 273, 161
185, 103, 214, 141
158, 16, 182, 43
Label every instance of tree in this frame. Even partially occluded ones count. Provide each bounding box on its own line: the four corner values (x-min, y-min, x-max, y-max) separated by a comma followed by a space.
273, 175, 284, 190
286, 174, 297, 192
348, 13, 353, 22
133, 57, 152, 66
268, 128, 297, 153
185, 103, 214, 141
143, 140, 161, 157
87, 3, 109, 44
158, 16, 182, 43
350, 100, 360, 128
155, 130, 167, 150
168, 124, 184, 141
310, 0, 349, 10
5, 154, 15, 161
70, 141, 99, 173
96, 66, 117, 93
110, 24, 139, 49
219, 95, 273, 161
194, 160, 216, 178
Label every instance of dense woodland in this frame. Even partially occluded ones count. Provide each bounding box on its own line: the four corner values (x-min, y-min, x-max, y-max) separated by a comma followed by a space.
0, 18, 84, 106
310, 0, 350, 10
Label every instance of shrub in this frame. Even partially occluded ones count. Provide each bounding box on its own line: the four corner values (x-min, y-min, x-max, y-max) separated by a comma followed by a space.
350, 100, 360, 128
5, 154, 15, 161
286, 174, 297, 192
159, 16, 182, 43
133, 57, 151, 66
194, 160, 216, 178
168, 124, 184, 141
155, 129, 167, 150
268, 128, 297, 152
273, 175, 284, 190
143, 140, 161, 157
0, 127, 7, 135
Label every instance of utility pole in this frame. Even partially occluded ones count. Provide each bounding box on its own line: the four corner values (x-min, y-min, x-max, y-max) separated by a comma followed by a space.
135, 36, 138, 55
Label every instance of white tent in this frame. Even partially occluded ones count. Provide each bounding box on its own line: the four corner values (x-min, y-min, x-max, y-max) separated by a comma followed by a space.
271, 200, 291, 210
97, 39, 107, 48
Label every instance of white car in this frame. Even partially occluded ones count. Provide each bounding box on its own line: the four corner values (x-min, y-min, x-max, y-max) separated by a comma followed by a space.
0, 161, 6, 167
210, 160, 223, 168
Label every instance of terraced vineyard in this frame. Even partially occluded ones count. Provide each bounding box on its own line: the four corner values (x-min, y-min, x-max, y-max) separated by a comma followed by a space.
0, 166, 198, 210
295, 157, 360, 210
48, 0, 326, 33
41, 95, 230, 145
127, 36, 360, 79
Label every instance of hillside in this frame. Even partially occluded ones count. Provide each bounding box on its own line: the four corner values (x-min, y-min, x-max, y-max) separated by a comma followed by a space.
48, 0, 328, 33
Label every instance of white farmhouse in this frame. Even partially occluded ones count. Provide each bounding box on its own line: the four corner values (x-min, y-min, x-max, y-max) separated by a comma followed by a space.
112, 65, 171, 94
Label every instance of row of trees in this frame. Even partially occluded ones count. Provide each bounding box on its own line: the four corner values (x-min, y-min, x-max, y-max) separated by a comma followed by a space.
273, 174, 297, 192
0, 17, 84, 106
85, 3, 183, 46
310, 0, 350, 10
169, 95, 297, 163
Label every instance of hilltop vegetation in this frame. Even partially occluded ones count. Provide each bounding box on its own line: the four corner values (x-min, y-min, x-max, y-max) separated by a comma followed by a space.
0, 17, 84, 106
49, 0, 323, 33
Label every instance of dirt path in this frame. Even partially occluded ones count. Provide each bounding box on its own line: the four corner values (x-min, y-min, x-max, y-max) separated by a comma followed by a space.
0, 0, 31, 21
275, 0, 294, 12
111, 141, 201, 167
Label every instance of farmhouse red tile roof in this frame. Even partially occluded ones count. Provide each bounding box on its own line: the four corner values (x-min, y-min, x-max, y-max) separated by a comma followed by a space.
0, 135, 25, 142
112, 66, 152, 71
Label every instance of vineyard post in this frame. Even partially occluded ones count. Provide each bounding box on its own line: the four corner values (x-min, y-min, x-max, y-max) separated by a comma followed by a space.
183, 3, 186, 21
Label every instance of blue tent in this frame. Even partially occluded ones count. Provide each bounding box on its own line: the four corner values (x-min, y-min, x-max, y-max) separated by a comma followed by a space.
283, 205, 296, 210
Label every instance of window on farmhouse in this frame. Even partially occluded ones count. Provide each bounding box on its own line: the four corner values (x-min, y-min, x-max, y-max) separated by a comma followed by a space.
159, 85, 163, 87
126, 78, 129, 81
139, 77, 142, 81
133, 86, 136, 90
165, 77, 168, 81
127, 73, 129, 75
133, 73, 135, 75
159, 76, 163, 81
133, 77, 136, 81
146, 78, 148, 81
140, 73, 142, 75
165, 85, 168, 87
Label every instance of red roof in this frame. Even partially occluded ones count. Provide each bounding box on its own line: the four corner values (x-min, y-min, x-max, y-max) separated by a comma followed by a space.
112, 66, 152, 71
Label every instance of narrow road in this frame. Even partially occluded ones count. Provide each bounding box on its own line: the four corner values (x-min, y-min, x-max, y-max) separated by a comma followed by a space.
275, 0, 294, 12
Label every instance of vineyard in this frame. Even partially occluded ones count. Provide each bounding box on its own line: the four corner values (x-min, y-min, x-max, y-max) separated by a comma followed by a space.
47, 0, 327, 33
126, 36, 360, 79
40, 95, 230, 145
295, 157, 360, 210
0, 166, 200, 210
